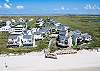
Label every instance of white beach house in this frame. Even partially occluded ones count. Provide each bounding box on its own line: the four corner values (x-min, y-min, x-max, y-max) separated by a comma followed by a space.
7, 34, 22, 47
8, 29, 36, 47
22, 29, 36, 47
81, 33, 92, 42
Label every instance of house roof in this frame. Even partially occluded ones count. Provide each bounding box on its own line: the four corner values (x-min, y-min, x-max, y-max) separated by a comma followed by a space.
34, 27, 50, 35
23, 35, 32, 39
8, 34, 19, 39
15, 25, 24, 28
59, 35, 68, 41
6, 21, 11, 26
59, 31, 66, 36
73, 30, 81, 34
11, 32, 22, 35
23, 29, 32, 35
34, 31, 41, 35
39, 27, 50, 33
81, 33, 91, 38
57, 25, 69, 31
36, 18, 43, 22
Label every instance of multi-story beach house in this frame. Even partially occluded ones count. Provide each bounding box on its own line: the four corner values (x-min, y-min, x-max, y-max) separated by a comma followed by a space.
56, 25, 71, 47
8, 29, 36, 47
7, 34, 22, 47
72, 30, 92, 46
81, 33, 92, 42
7, 19, 36, 47
21, 29, 35, 47
56, 30, 68, 47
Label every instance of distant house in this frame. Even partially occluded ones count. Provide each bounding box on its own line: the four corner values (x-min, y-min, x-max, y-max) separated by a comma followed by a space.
36, 18, 43, 23
46, 18, 51, 22
36, 22, 44, 27
48, 19, 61, 27
56, 25, 69, 31
18, 18, 26, 23
0, 21, 12, 33
29, 18, 33, 22
11, 19, 16, 23
36, 18, 44, 27
50, 20, 61, 27
48, 19, 56, 25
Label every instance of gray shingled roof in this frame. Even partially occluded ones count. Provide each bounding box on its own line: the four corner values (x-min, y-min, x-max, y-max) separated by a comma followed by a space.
8, 34, 19, 39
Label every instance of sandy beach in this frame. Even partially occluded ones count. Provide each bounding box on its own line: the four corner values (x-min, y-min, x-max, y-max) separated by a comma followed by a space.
50, 67, 100, 71
0, 50, 100, 71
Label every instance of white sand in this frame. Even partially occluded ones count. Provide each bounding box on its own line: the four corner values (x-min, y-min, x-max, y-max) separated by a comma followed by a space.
0, 50, 100, 71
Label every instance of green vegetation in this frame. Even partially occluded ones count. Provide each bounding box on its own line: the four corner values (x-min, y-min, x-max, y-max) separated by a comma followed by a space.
0, 32, 9, 48
54, 16, 100, 47
0, 47, 33, 55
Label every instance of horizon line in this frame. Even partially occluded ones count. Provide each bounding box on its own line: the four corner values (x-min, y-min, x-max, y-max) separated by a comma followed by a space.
0, 14, 100, 16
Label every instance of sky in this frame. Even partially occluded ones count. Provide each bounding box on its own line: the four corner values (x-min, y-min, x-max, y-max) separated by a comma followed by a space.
0, 0, 100, 15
